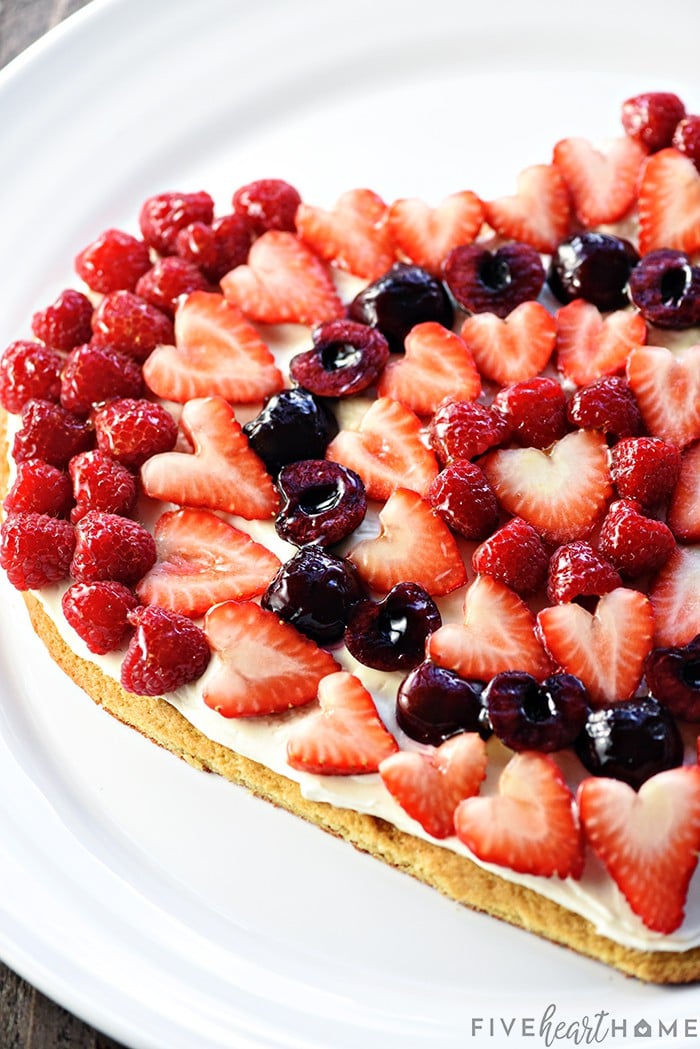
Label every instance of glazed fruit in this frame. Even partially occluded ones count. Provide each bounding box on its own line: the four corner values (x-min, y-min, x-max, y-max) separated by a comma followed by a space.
59, 342, 144, 416
289, 319, 389, 397
598, 499, 675, 579
175, 214, 251, 282
485, 671, 590, 752
645, 635, 700, 721
610, 436, 682, 508
621, 91, 686, 152
471, 517, 549, 596
0, 512, 75, 590
347, 263, 453, 353
135, 256, 210, 315
575, 696, 683, 789
547, 232, 639, 311
31, 289, 93, 351
93, 398, 178, 469
61, 581, 139, 655
493, 376, 567, 449
566, 376, 644, 440
628, 249, 700, 329
71, 511, 157, 585
444, 241, 544, 317
12, 400, 93, 468
673, 115, 700, 170
344, 582, 441, 672
91, 290, 175, 361
274, 459, 366, 547
231, 178, 301, 234
427, 460, 499, 541
74, 228, 151, 293
68, 449, 137, 522
261, 545, 365, 645
121, 605, 211, 696
3, 460, 73, 518
139, 190, 214, 255
0, 341, 62, 413
429, 398, 511, 463
546, 541, 620, 605
243, 387, 339, 475
395, 660, 489, 746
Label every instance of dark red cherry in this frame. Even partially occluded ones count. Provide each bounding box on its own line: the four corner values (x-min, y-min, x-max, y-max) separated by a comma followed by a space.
443, 242, 544, 317
290, 319, 389, 397
243, 387, 338, 476
629, 249, 700, 329
275, 459, 366, 547
396, 660, 490, 745
645, 635, 700, 721
485, 671, 590, 752
575, 696, 683, 788
547, 232, 639, 311
348, 263, 453, 353
261, 545, 365, 645
345, 582, 441, 672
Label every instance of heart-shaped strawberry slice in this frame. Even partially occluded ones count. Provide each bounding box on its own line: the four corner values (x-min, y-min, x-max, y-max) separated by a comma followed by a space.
286, 671, 398, 775
626, 344, 700, 449
552, 135, 646, 227
484, 163, 571, 254
387, 191, 484, 275
460, 301, 556, 386
555, 300, 647, 387
377, 322, 481, 416
649, 545, 700, 647
296, 188, 395, 281
579, 766, 700, 933
638, 148, 700, 255
455, 751, 583, 879
537, 587, 655, 707
379, 733, 487, 839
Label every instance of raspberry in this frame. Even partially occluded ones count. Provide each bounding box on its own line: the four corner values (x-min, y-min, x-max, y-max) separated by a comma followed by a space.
472, 517, 549, 596
71, 511, 156, 585
4, 460, 73, 517
621, 92, 686, 153
69, 449, 137, 522
91, 291, 174, 361
429, 398, 511, 464
566, 376, 644, 440
427, 460, 499, 540
628, 249, 700, 330
135, 257, 209, 315
672, 115, 700, 171
598, 499, 676, 579
60, 343, 144, 416
493, 377, 568, 449
610, 436, 682, 508
0, 341, 62, 413
93, 398, 178, 468
0, 513, 75, 590
232, 179, 301, 235
12, 399, 93, 467
139, 191, 214, 255
546, 541, 621, 605
75, 229, 151, 293
175, 214, 251, 282
121, 605, 211, 696
61, 580, 139, 654
31, 289, 93, 351
443, 242, 545, 318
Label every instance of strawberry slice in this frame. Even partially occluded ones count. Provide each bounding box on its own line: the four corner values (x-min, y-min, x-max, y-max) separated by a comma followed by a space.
325, 396, 439, 501
348, 487, 467, 596
649, 545, 700, 647
626, 344, 700, 449
295, 188, 395, 281
537, 587, 654, 707
667, 442, 700, 542
638, 148, 700, 255
202, 601, 340, 717
552, 135, 646, 226
135, 508, 281, 617
428, 575, 552, 681
454, 752, 583, 879
376, 322, 481, 416
379, 733, 487, 839
142, 291, 283, 404
482, 430, 612, 545
286, 671, 398, 774
555, 300, 647, 388
459, 302, 556, 387
220, 230, 344, 325
387, 191, 484, 275
140, 396, 279, 519
484, 164, 571, 254
578, 767, 700, 933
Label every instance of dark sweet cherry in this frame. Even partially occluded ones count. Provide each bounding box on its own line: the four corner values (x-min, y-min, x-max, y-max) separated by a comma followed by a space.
345, 582, 441, 672
546, 541, 621, 605
566, 375, 644, 440
275, 459, 367, 547
261, 545, 365, 644
429, 398, 511, 464
443, 241, 544, 318
493, 376, 568, 449
348, 263, 453, 353
485, 671, 590, 752
396, 660, 490, 745
290, 319, 389, 397
645, 635, 700, 722
547, 232, 639, 311
629, 249, 700, 329
621, 91, 686, 153
243, 387, 339, 476
575, 696, 683, 789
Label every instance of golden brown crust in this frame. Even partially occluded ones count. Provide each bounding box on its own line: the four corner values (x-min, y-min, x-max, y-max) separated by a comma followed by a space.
3, 408, 700, 984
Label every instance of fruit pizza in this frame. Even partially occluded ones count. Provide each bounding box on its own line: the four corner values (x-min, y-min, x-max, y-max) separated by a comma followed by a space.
1, 90, 700, 983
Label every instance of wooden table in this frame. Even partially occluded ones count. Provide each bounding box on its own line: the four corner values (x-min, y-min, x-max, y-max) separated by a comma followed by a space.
1, 7, 129, 1047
